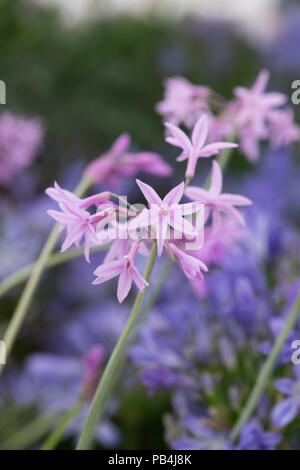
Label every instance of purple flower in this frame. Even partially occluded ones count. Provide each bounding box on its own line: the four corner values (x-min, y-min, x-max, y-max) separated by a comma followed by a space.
84, 133, 172, 187
165, 115, 237, 179
46, 182, 112, 262
130, 179, 200, 256
231, 70, 287, 162
237, 419, 281, 450
93, 242, 148, 303
0, 112, 43, 186
272, 368, 300, 429
156, 76, 211, 128
185, 161, 252, 227
172, 415, 231, 450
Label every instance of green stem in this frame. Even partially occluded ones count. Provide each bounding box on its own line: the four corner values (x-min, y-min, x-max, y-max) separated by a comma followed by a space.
0, 244, 109, 299
0, 176, 92, 375
42, 401, 83, 450
230, 289, 300, 442
1, 413, 60, 450
76, 241, 158, 450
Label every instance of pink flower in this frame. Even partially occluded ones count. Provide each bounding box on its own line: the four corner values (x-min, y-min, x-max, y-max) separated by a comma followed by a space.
81, 345, 105, 401
232, 70, 287, 161
93, 243, 148, 303
165, 115, 237, 179
168, 242, 208, 281
0, 112, 43, 186
46, 182, 112, 262
130, 179, 201, 256
267, 109, 300, 148
156, 76, 211, 128
84, 133, 172, 187
46, 181, 110, 211
185, 160, 252, 227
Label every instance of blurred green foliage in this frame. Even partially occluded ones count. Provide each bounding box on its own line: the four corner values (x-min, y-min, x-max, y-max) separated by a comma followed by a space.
0, 0, 259, 185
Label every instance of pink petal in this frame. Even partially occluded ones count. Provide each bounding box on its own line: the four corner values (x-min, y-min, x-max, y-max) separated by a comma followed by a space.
93, 260, 124, 283
164, 122, 192, 152
47, 210, 78, 223
180, 201, 203, 216
169, 210, 197, 237
111, 133, 131, 155
199, 142, 238, 158
209, 160, 223, 197
191, 115, 208, 152
185, 186, 210, 202
136, 179, 162, 206
131, 266, 148, 292
218, 194, 252, 206
156, 214, 168, 256
129, 208, 154, 230
117, 270, 132, 303
163, 182, 184, 206
61, 227, 84, 252
220, 204, 246, 226
252, 70, 269, 94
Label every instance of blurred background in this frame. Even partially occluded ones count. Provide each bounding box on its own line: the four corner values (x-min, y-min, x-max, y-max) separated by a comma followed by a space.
1, 0, 300, 450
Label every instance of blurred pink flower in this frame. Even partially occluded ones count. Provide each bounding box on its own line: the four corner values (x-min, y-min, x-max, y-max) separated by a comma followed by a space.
156, 76, 211, 128
93, 242, 148, 303
185, 160, 252, 227
165, 115, 237, 179
268, 108, 300, 148
84, 133, 172, 187
81, 345, 105, 401
232, 70, 287, 161
130, 179, 200, 256
186, 219, 246, 298
0, 112, 43, 186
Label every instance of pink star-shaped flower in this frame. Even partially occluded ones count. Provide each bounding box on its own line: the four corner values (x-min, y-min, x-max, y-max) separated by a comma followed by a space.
185, 160, 252, 227
165, 115, 237, 179
93, 243, 148, 303
46, 182, 112, 262
130, 179, 201, 256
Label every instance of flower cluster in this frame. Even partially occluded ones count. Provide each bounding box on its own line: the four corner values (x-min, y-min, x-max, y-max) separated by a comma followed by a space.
46, 118, 251, 303
158, 70, 300, 163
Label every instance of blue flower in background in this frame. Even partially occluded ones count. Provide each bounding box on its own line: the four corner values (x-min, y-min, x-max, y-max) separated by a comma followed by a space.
272, 367, 300, 429
237, 419, 281, 450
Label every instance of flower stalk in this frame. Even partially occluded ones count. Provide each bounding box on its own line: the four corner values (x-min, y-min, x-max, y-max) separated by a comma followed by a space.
0, 175, 93, 375
229, 288, 300, 442
76, 240, 157, 450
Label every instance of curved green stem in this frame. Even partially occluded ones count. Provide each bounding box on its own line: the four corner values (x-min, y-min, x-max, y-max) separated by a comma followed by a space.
42, 401, 83, 450
0, 244, 109, 299
1, 413, 60, 450
230, 289, 300, 442
76, 241, 157, 450
0, 176, 92, 375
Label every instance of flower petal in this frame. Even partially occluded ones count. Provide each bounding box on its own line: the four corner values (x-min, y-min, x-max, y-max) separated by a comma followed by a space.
117, 270, 133, 303
272, 398, 298, 429
93, 260, 123, 284
136, 179, 162, 206
164, 122, 192, 152
209, 160, 223, 197
163, 182, 184, 206
191, 115, 208, 152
